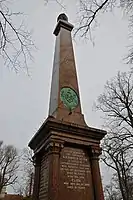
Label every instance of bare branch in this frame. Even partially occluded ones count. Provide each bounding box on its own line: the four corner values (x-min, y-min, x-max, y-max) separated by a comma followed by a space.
0, 0, 35, 73
96, 70, 133, 132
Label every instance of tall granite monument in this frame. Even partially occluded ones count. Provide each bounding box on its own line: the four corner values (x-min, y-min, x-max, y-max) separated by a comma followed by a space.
29, 13, 106, 200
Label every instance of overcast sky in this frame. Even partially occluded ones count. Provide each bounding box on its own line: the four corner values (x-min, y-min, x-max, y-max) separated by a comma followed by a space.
0, 0, 130, 190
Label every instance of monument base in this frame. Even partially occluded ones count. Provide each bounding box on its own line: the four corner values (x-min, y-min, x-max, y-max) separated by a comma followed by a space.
29, 116, 106, 200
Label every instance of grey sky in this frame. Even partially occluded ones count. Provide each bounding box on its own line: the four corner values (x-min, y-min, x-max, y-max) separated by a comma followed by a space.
0, 0, 130, 190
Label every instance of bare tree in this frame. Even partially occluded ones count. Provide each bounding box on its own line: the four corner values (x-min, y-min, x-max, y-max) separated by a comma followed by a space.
104, 175, 133, 200
15, 148, 34, 197
22, 148, 34, 197
95, 70, 133, 199
104, 180, 121, 200
0, 141, 19, 194
102, 129, 133, 200
96, 70, 133, 137
0, 0, 34, 72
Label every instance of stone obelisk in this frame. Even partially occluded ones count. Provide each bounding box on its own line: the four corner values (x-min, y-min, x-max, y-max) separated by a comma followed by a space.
29, 13, 106, 200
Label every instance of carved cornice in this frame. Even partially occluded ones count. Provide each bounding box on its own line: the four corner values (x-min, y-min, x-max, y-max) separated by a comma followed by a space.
46, 141, 64, 154
29, 116, 106, 151
53, 19, 73, 36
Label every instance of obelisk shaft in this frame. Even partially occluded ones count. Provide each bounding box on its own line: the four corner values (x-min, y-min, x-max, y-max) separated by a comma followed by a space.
49, 14, 86, 125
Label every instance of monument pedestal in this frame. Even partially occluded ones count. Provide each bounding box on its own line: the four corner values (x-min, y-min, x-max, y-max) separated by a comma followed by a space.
30, 117, 106, 200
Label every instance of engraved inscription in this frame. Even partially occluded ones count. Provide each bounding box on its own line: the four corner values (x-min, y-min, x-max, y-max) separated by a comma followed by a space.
60, 147, 91, 190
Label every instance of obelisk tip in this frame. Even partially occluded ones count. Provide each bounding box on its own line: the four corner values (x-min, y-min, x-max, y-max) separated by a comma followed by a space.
57, 13, 68, 22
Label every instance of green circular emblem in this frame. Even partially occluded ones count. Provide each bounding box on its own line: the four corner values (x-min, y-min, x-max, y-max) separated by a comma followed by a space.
60, 87, 79, 111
